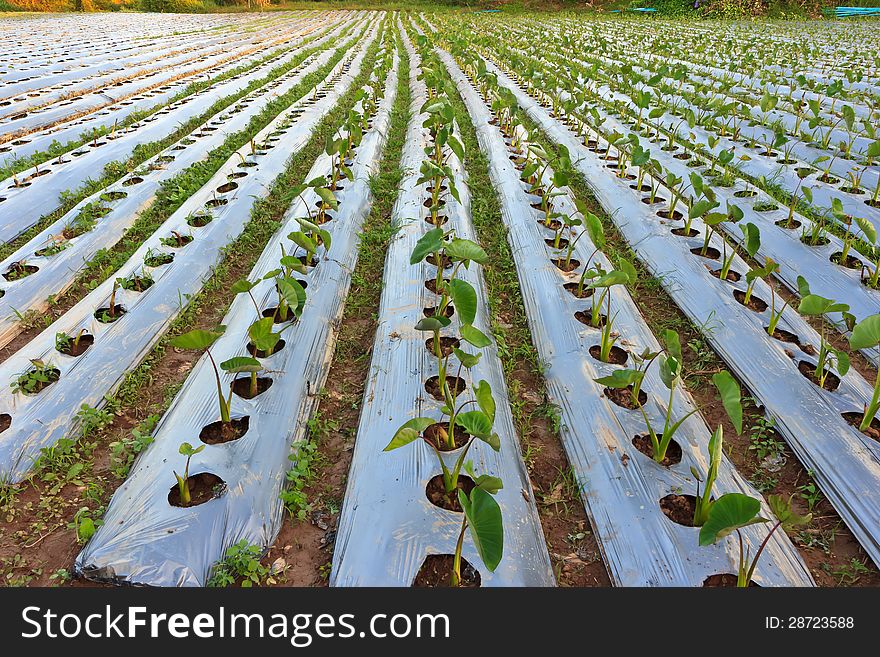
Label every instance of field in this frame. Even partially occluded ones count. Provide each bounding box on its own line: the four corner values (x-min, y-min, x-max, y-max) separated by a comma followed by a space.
0, 9, 879, 589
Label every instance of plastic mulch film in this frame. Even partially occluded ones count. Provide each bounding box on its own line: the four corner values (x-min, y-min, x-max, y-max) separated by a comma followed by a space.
331, 27, 555, 588
491, 55, 880, 364
0, 14, 317, 137
439, 48, 814, 587
485, 58, 880, 569
0, 23, 380, 485
0, 22, 362, 350
75, 35, 397, 588
0, 16, 332, 164
0, 16, 351, 243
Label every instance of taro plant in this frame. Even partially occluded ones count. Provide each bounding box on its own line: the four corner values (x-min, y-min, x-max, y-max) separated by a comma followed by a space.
796, 277, 854, 388
588, 258, 637, 363
847, 315, 880, 432
699, 493, 811, 587
450, 484, 503, 587
692, 371, 743, 527
174, 442, 205, 507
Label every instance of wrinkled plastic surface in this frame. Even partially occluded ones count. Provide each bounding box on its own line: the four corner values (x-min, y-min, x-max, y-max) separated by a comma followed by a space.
0, 27, 378, 484
76, 28, 392, 587
331, 26, 555, 588
440, 47, 813, 587
0, 22, 360, 350
488, 59, 880, 569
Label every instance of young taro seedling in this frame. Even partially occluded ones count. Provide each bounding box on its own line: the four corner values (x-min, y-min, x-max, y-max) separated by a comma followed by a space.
174, 442, 205, 507
848, 314, 880, 433
796, 276, 854, 388
699, 493, 811, 587
588, 258, 637, 363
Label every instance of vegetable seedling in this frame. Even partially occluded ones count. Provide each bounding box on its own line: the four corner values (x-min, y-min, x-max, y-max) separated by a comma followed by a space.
174, 442, 206, 506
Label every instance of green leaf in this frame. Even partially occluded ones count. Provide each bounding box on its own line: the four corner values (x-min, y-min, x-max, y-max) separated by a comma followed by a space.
849, 314, 880, 351
663, 329, 682, 363
384, 417, 435, 451
768, 494, 813, 532
594, 368, 641, 389
315, 187, 337, 209
699, 493, 767, 546
248, 317, 280, 353
230, 279, 257, 295
458, 488, 504, 572
452, 347, 481, 369
712, 371, 743, 434
475, 379, 495, 423
449, 279, 477, 325
220, 356, 262, 374
415, 316, 451, 332
289, 231, 316, 255
411, 228, 444, 265
460, 323, 491, 348
740, 222, 761, 258
445, 238, 487, 264
170, 328, 224, 351
455, 410, 493, 440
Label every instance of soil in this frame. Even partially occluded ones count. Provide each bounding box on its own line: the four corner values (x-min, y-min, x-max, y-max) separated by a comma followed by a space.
659, 494, 696, 526
706, 265, 741, 282
632, 434, 682, 467
603, 385, 647, 410
703, 574, 759, 587
199, 416, 250, 445
574, 311, 606, 328
424, 278, 450, 295
671, 227, 699, 237
553, 257, 580, 273
423, 304, 454, 319
167, 473, 226, 508
425, 375, 466, 402
536, 218, 563, 231
57, 334, 94, 357
733, 289, 769, 312
589, 344, 628, 365
247, 339, 286, 358
841, 412, 880, 442
0, 414, 10, 433
563, 282, 593, 298
426, 253, 452, 269
690, 246, 721, 260
424, 336, 460, 358
120, 275, 154, 292
546, 237, 570, 249
656, 209, 683, 221
797, 360, 841, 392
775, 218, 802, 230
231, 376, 273, 399
830, 252, 863, 270
425, 474, 475, 512
413, 554, 480, 588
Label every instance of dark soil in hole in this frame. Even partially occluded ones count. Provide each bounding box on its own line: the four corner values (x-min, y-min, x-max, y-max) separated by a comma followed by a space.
553, 257, 580, 272
217, 182, 238, 194
840, 186, 864, 195
425, 278, 450, 295
122, 177, 143, 186
818, 174, 839, 184
575, 310, 606, 327
604, 385, 646, 409
424, 197, 446, 209
425, 214, 448, 226
247, 339, 286, 358
425, 474, 475, 512
426, 253, 452, 269
199, 416, 250, 445
797, 360, 840, 391
589, 344, 628, 365
703, 574, 759, 587
163, 233, 193, 248
660, 493, 696, 526
564, 282, 593, 298
734, 189, 758, 197
690, 246, 721, 260
58, 333, 93, 356
425, 336, 460, 357
545, 237, 570, 249
0, 414, 10, 433
16, 367, 61, 394
865, 199, 880, 209
641, 196, 663, 205
413, 554, 480, 588
231, 376, 273, 399
657, 209, 683, 221
673, 152, 692, 160
145, 253, 174, 267
423, 304, 454, 319
672, 227, 699, 237
205, 198, 228, 208
707, 265, 741, 282
733, 289, 768, 312
168, 473, 226, 508
630, 184, 652, 192
841, 411, 880, 442
95, 304, 126, 322
770, 327, 801, 346
3, 263, 39, 281
632, 434, 682, 466
188, 214, 213, 227
423, 422, 471, 451
261, 306, 296, 322
775, 218, 802, 230
120, 275, 153, 292
830, 252, 863, 269
537, 218, 563, 231
425, 375, 466, 402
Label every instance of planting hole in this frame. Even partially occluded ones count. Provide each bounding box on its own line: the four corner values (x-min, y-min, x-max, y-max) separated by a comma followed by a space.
200, 416, 250, 445
232, 376, 273, 399
659, 493, 697, 526
632, 434, 682, 466
564, 282, 594, 299
57, 333, 94, 357
553, 257, 580, 272
413, 554, 481, 588
690, 246, 721, 260
216, 182, 238, 194
168, 473, 225, 508
423, 304, 454, 319
733, 289, 768, 313
246, 339, 286, 358
603, 384, 646, 409
425, 337, 460, 358
0, 414, 10, 433
425, 376, 466, 402
95, 304, 126, 323
841, 412, 880, 442
589, 344, 628, 365
797, 360, 840, 391
703, 574, 759, 587
426, 473, 475, 512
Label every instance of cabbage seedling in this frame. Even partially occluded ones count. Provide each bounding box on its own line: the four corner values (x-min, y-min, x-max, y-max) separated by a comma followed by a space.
848, 315, 880, 432
699, 493, 811, 587
174, 442, 206, 506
